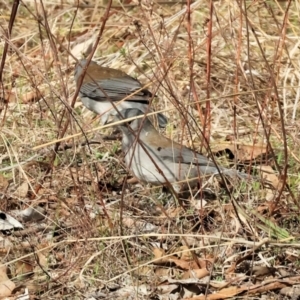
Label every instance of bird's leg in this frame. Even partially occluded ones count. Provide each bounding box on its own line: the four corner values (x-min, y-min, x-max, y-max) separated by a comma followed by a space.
161, 185, 187, 209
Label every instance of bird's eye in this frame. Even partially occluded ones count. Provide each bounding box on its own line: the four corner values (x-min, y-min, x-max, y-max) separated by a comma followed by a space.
124, 116, 136, 125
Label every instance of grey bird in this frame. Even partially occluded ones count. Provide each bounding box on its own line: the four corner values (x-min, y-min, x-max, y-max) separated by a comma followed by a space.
74, 59, 168, 127
113, 108, 249, 191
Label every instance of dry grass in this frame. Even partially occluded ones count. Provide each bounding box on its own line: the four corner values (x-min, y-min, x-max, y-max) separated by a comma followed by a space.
1, 0, 300, 299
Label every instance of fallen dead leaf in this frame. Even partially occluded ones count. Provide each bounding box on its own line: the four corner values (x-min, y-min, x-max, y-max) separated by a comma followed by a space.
15, 261, 34, 277
0, 174, 9, 191
153, 248, 165, 260
14, 181, 29, 198
280, 286, 300, 298
177, 246, 193, 260
0, 264, 16, 298
185, 286, 244, 300
21, 90, 43, 103
259, 165, 283, 190
155, 266, 181, 278
134, 266, 153, 277
153, 248, 208, 270
182, 268, 209, 279
250, 266, 277, 278
157, 255, 200, 270
156, 284, 179, 295
0, 88, 16, 103
163, 207, 184, 218
211, 142, 267, 161
247, 281, 287, 294
37, 252, 48, 268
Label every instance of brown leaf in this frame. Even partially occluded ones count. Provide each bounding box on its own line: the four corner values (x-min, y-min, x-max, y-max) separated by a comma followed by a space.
153, 248, 165, 260
167, 257, 199, 270
177, 246, 193, 261
21, 90, 43, 103
37, 252, 48, 268
182, 268, 209, 279
134, 266, 153, 277
15, 261, 34, 276
155, 267, 181, 278
212, 142, 267, 161
280, 286, 300, 298
0, 264, 15, 298
251, 266, 276, 278
0, 174, 9, 191
185, 286, 244, 299
248, 281, 286, 294
14, 181, 29, 198
259, 165, 283, 190
0, 89, 15, 103
164, 207, 184, 218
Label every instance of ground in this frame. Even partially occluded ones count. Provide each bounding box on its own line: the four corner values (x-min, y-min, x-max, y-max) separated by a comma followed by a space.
0, 0, 300, 299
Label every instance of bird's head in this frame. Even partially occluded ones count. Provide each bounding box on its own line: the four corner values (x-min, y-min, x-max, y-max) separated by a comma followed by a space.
111, 108, 153, 133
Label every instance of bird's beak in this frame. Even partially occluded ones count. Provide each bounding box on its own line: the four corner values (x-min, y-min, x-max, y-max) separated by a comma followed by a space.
105, 115, 119, 126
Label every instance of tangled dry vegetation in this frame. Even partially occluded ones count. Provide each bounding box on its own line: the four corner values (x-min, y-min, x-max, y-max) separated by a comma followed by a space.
1, 0, 300, 299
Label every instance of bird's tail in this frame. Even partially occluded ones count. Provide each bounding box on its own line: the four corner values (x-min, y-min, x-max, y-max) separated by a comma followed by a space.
221, 168, 250, 179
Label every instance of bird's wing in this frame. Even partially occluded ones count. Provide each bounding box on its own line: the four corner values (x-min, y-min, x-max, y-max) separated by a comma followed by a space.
154, 143, 216, 168
158, 145, 248, 178
80, 77, 151, 102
